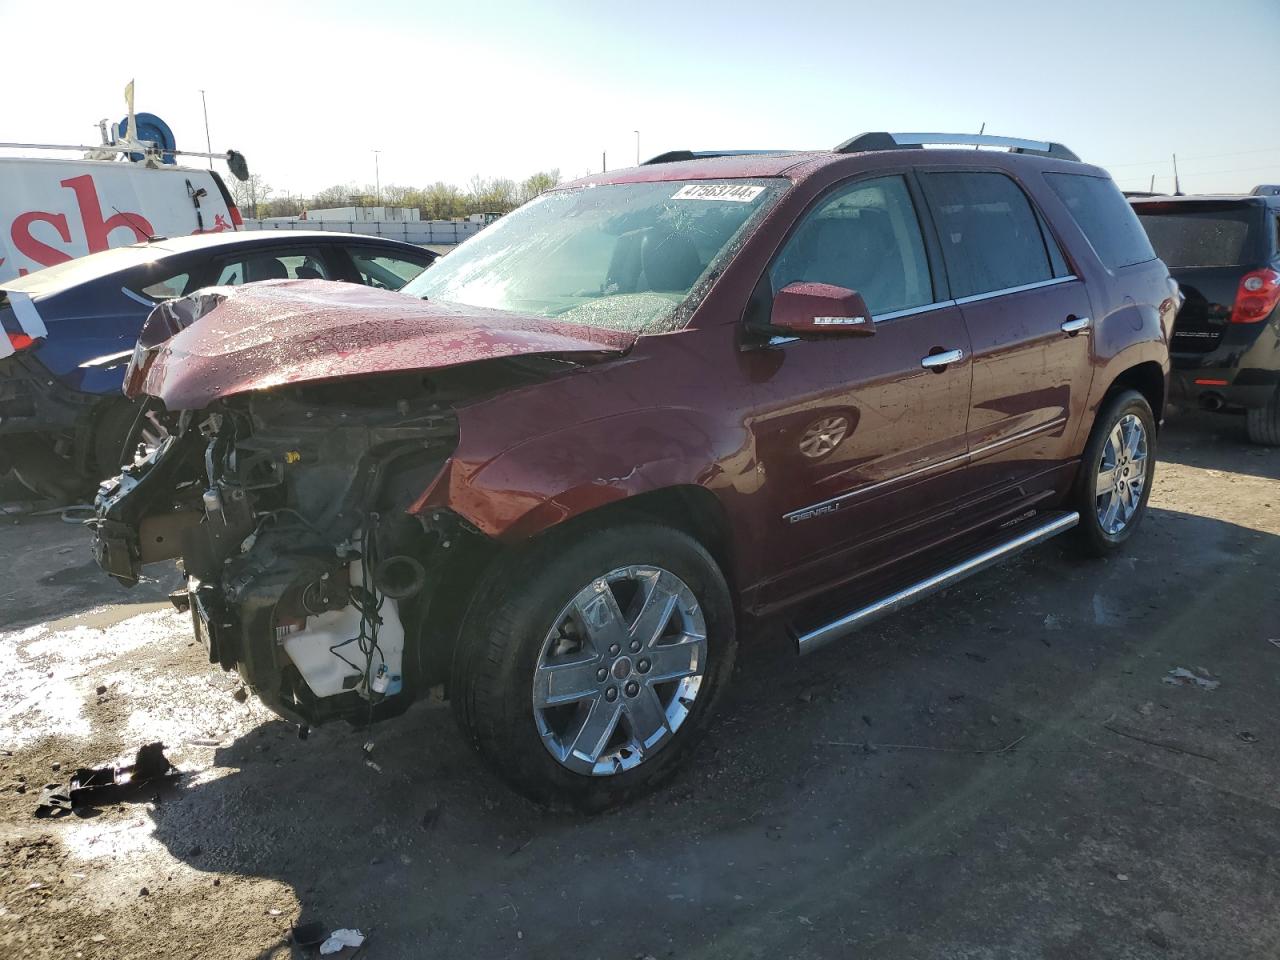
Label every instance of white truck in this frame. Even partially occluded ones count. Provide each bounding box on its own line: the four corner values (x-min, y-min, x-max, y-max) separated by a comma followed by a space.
0, 114, 249, 282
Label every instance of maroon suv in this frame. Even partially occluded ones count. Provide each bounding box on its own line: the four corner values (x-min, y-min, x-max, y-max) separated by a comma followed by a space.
92, 132, 1177, 809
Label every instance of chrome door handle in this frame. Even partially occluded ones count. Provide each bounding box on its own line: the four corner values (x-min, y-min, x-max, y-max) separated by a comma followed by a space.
1061, 316, 1091, 334
920, 348, 965, 369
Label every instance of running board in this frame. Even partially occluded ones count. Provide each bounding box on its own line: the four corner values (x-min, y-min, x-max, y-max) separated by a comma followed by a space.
793, 511, 1080, 656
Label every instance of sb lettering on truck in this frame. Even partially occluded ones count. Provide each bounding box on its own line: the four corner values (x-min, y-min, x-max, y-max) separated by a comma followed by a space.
0, 162, 234, 280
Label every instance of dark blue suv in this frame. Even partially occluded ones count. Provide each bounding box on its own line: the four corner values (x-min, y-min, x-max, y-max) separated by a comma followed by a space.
0, 231, 436, 498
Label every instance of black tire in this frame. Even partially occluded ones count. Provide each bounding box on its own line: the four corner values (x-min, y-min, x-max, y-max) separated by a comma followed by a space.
450, 520, 737, 811
7, 435, 91, 503
91, 400, 146, 482
1245, 386, 1280, 446
1072, 389, 1157, 557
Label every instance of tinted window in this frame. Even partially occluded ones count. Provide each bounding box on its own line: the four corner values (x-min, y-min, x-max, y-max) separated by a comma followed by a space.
770, 175, 933, 315
1134, 204, 1264, 268
1046, 173, 1156, 270
351, 249, 430, 290
921, 172, 1053, 298
215, 249, 331, 285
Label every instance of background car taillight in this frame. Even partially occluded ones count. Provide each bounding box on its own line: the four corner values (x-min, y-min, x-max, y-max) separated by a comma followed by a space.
229, 204, 244, 228
1230, 267, 1280, 324
7, 332, 35, 351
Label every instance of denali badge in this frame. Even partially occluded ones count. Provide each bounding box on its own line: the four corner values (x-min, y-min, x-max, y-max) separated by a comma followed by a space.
789, 502, 840, 523
812, 316, 868, 326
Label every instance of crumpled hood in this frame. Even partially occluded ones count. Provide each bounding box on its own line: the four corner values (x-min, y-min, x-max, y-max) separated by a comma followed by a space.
127, 280, 637, 409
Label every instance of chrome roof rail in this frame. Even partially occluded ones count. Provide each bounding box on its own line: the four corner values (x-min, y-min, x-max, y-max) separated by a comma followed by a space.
835, 132, 1079, 162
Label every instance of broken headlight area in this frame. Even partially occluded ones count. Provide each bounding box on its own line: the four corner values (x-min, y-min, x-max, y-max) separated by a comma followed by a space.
91, 376, 464, 726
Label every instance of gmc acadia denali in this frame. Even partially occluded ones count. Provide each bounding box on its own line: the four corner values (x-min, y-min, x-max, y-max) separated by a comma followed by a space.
90, 132, 1177, 809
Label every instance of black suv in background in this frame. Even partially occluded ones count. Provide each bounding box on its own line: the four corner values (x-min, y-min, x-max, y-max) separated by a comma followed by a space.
1132, 193, 1280, 444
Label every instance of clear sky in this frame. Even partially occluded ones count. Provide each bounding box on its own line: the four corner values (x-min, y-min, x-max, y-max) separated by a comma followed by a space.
2, 0, 1277, 197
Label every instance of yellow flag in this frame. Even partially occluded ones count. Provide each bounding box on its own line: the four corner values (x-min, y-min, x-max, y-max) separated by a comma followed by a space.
123, 79, 136, 141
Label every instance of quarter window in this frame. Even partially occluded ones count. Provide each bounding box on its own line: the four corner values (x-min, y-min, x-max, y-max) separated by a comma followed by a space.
921, 172, 1054, 299
1046, 173, 1156, 270
770, 175, 933, 316
138, 271, 191, 301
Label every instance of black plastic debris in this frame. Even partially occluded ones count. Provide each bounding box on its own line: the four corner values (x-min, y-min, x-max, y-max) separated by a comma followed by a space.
34, 742, 179, 818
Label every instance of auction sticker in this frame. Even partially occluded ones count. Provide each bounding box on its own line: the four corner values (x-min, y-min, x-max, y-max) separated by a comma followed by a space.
671, 184, 765, 202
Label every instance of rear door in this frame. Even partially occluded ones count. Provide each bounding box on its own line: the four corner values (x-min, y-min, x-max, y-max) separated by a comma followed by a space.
918, 169, 1095, 499
749, 173, 973, 607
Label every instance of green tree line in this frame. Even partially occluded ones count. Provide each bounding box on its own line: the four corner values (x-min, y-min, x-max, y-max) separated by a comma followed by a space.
233, 170, 561, 221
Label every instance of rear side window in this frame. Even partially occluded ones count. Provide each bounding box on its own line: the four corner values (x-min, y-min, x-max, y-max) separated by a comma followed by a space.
1134, 204, 1264, 268
215, 249, 331, 285
1046, 173, 1156, 270
920, 172, 1054, 299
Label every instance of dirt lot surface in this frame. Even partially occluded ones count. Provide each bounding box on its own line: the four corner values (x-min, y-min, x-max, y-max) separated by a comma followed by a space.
1, 408, 1277, 960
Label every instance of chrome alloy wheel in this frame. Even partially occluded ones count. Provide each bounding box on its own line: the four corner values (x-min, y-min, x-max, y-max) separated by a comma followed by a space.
532, 565, 708, 776
1094, 413, 1149, 535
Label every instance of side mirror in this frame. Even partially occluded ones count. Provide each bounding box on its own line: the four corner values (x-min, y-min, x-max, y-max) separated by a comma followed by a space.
771, 281, 874, 336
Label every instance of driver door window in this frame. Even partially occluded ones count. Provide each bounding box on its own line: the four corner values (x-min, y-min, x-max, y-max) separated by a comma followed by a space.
770, 175, 933, 316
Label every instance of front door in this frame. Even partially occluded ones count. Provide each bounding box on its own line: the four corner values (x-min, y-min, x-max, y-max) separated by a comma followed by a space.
747, 174, 973, 610
917, 170, 1095, 499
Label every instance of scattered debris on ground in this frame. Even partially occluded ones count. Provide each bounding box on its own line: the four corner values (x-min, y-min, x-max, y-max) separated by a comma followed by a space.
33, 742, 178, 818
1162, 667, 1220, 691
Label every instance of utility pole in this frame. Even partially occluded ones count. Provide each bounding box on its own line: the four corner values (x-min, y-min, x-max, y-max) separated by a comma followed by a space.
373, 150, 382, 205
634, 130, 640, 165
602, 151, 606, 173
200, 89, 212, 169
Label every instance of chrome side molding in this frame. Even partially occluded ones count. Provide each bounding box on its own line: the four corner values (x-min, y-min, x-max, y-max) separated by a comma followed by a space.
793, 511, 1080, 656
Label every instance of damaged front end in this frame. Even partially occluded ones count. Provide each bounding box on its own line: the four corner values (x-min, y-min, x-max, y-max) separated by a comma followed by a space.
92, 377, 465, 726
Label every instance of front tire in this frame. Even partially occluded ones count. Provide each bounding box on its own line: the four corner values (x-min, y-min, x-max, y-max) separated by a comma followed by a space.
450, 521, 736, 811
1072, 389, 1157, 557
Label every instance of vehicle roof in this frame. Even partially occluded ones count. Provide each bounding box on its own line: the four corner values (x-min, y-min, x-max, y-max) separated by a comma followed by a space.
560, 148, 1107, 189
139, 230, 425, 254
1, 230, 427, 297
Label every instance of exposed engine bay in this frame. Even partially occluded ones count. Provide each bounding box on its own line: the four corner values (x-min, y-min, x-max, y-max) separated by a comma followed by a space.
90, 361, 561, 727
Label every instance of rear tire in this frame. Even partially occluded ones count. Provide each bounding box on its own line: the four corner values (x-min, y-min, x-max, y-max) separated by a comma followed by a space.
1072, 389, 1156, 557
450, 521, 736, 812
1245, 386, 1280, 446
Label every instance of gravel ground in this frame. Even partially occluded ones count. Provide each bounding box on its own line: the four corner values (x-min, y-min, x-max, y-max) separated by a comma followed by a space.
1, 407, 1277, 960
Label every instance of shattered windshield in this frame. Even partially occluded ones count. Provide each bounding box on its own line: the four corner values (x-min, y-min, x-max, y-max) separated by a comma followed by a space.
402, 179, 785, 333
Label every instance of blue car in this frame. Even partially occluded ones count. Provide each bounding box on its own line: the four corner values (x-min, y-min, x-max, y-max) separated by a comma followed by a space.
0, 231, 437, 499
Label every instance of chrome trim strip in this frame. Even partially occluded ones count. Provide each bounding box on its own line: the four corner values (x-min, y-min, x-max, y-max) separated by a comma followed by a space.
79, 348, 135, 369
873, 300, 956, 323
782, 417, 1067, 523
120, 287, 156, 308
794, 511, 1080, 655
953, 275, 1077, 306
783, 450, 968, 522
967, 417, 1067, 459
